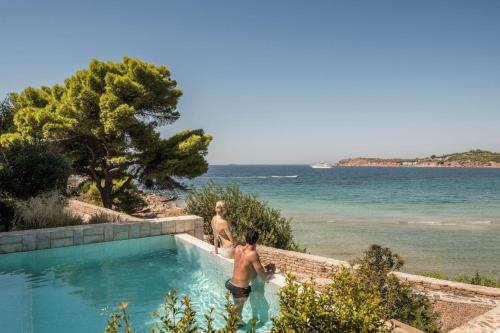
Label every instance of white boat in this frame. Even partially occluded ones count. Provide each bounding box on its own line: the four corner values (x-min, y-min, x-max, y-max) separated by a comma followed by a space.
310, 162, 335, 169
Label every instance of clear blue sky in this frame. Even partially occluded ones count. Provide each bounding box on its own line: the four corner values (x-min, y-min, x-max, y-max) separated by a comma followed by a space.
1, 0, 499, 164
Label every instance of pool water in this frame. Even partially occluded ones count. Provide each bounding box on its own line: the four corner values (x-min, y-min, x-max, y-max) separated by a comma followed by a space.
0, 235, 280, 332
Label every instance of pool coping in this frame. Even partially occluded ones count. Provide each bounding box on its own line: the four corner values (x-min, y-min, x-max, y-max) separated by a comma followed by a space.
174, 233, 287, 288
0, 215, 204, 254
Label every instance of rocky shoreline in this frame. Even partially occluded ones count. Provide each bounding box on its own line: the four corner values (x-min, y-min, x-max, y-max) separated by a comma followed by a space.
133, 192, 184, 218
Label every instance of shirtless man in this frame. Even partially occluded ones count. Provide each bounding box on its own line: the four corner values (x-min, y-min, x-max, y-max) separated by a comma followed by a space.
225, 228, 276, 317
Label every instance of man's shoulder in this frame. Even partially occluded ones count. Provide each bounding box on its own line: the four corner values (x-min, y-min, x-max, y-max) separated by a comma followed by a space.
244, 248, 259, 261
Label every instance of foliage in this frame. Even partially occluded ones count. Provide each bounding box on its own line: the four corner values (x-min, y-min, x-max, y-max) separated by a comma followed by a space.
352, 245, 441, 333
103, 290, 254, 333
0, 96, 16, 134
102, 302, 133, 333
0, 57, 212, 209
420, 271, 500, 288
12, 191, 82, 230
151, 290, 198, 333
0, 195, 17, 231
271, 272, 390, 333
87, 211, 123, 224
185, 183, 301, 251
82, 179, 146, 214
0, 141, 71, 199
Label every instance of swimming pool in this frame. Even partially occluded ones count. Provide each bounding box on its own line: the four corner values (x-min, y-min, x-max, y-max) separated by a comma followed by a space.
0, 233, 282, 332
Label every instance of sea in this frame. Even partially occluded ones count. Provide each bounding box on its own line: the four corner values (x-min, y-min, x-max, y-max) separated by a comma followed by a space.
187, 165, 500, 277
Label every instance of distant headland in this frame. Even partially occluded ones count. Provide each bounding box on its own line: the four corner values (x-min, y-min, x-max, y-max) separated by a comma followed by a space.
337, 150, 500, 168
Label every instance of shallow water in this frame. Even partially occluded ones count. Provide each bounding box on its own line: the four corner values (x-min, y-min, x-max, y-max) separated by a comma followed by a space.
192, 165, 500, 276
0, 235, 279, 332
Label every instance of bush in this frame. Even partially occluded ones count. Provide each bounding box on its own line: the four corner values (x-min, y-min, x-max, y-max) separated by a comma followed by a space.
81, 179, 147, 214
271, 272, 390, 333
103, 290, 252, 333
87, 211, 123, 224
0, 195, 17, 231
185, 184, 301, 251
13, 192, 82, 230
0, 141, 72, 199
352, 245, 441, 333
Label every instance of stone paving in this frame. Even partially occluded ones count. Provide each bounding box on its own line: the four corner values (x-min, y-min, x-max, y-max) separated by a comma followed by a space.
449, 305, 500, 332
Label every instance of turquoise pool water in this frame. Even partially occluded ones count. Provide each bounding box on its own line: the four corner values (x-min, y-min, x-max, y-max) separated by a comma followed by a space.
0, 235, 280, 332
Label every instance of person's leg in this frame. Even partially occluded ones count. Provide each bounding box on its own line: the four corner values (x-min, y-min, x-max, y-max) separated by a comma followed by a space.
233, 296, 248, 317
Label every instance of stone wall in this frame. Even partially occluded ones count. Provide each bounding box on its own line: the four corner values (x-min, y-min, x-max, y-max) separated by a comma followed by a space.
257, 244, 349, 277
395, 272, 500, 303
257, 245, 500, 303
257, 245, 500, 331
0, 215, 204, 254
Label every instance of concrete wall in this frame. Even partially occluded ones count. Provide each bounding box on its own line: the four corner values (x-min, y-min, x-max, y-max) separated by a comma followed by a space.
0, 215, 204, 254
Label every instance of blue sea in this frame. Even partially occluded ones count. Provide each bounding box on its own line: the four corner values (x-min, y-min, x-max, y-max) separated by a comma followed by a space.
190, 165, 500, 277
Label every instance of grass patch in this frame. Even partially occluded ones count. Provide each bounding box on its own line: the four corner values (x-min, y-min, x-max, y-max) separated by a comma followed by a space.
420, 271, 500, 288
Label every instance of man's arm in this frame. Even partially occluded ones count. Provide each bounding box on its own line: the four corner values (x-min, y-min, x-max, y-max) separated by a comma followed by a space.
251, 252, 274, 281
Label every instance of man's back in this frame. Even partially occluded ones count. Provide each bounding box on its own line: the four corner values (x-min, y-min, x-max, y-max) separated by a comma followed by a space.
231, 245, 258, 287
225, 228, 275, 317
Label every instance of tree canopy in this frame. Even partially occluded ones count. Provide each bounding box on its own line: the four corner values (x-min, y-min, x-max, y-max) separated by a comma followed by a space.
0, 57, 212, 208
0, 141, 71, 199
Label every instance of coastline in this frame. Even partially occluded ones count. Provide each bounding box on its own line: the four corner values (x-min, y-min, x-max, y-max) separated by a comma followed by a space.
336, 160, 500, 168
336, 150, 500, 168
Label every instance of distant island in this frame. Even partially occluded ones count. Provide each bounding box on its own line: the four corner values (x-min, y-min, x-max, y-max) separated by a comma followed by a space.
337, 150, 500, 168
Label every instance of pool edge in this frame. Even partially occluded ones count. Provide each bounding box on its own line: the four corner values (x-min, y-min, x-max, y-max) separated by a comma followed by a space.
174, 233, 286, 288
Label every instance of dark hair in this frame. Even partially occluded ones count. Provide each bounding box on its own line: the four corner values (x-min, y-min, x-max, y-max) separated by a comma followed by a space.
245, 227, 259, 245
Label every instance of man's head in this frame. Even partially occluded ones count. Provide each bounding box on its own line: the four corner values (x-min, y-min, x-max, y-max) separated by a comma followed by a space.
245, 227, 259, 245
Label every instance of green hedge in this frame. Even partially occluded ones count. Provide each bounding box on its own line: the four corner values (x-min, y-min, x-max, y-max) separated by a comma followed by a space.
185, 183, 301, 251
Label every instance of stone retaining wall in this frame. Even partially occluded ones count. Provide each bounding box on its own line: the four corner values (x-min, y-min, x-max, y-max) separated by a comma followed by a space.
395, 272, 500, 302
0, 215, 204, 254
257, 245, 500, 303
257, 245, 349, 277
257, 245, 500, 331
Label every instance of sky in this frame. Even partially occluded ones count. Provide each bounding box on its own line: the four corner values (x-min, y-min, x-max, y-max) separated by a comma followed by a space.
1, 0, 499, 164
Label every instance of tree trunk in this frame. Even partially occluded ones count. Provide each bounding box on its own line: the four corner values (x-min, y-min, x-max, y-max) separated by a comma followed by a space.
100, 179, 114, 209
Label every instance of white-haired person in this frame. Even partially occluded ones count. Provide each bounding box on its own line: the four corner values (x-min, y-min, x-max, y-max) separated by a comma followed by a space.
211, 200, 236, 258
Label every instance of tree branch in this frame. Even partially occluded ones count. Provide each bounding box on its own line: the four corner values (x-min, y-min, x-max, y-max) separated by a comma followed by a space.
112, 166, 144, 196
85, 144, 103, 190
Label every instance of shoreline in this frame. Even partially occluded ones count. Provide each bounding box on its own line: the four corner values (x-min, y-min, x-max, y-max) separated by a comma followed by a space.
335, 164, 500, 168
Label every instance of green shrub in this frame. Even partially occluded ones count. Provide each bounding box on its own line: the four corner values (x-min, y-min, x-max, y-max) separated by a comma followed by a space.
185, 184, 301, 251
0, 141, 71, 199
353, 245, 441, 333
419, 271, 448, 280
87, 211, 123, 224
13, 192, 82, 230
420, 271, 500, 288
81, 179, 147, 214
0, 195, 17, 231
271, 272, 390, 333
103, 290, 252, 333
